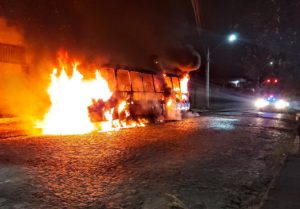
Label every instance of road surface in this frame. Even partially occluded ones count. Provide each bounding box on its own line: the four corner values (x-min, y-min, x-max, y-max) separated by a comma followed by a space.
0, 111, 297, 209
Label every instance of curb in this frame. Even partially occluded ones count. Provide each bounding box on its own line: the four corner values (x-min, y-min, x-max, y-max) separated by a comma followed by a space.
256, 133, 299, 209
255, 154, 287, 209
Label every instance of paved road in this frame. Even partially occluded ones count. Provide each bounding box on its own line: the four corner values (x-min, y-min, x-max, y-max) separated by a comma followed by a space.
0, 112, 296, 209
261, 155, 300, 209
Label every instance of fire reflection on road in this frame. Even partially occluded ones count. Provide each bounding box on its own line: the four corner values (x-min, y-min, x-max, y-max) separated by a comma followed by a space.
0, 115, 295, 208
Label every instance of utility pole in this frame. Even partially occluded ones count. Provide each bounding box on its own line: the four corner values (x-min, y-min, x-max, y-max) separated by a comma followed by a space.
206, 48, 210, 109
205, 34, 238, 109
190, 0, 238, 110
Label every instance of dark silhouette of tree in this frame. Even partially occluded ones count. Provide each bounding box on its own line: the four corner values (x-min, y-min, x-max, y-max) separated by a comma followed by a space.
240, 0, 300, 92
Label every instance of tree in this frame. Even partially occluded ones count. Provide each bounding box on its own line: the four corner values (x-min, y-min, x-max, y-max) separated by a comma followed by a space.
240, 0, 300, 92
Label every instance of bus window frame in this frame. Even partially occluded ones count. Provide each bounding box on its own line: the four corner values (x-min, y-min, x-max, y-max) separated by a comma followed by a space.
165, 75, 173, 90
116, 69, 132, 92
100, 68, 117, 91
142, 73, 155, 92
153, 75, 165, 93
130, 71, 144, 92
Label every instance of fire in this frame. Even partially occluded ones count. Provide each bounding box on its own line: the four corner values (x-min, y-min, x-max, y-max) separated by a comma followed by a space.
163, 73, 190, 120
35, 53, 193, 135
37, 63, 113, 135
180, 74, 190, 94
99, 104, 146, 132
118, 101, 127, 113
36, 55, 147, 135
180, 74, 189, 101
167, 98, 173, 107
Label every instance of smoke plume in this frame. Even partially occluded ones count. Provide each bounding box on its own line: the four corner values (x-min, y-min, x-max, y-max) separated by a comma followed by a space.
0, 0, 201, 68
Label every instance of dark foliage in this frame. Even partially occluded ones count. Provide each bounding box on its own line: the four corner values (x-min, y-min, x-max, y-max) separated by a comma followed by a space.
240, 0, 300, 92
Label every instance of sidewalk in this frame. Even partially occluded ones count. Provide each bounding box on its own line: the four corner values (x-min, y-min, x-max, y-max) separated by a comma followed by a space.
261, 154, 300, 209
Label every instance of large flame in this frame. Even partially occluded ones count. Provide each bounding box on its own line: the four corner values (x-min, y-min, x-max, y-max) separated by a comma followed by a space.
38, 63, 113, 135
36, 55, 148, 135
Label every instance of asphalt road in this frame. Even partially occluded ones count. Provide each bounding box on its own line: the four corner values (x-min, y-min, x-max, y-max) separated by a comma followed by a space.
0, 112, 297, 209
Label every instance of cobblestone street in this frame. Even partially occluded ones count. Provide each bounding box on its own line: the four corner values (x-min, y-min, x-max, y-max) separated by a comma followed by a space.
0, 113, 296, 209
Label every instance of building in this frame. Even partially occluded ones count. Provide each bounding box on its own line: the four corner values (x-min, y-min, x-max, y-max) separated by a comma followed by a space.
0, 18, 26, 116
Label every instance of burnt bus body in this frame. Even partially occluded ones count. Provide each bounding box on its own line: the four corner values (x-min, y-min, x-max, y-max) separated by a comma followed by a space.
88, 66, 189, 122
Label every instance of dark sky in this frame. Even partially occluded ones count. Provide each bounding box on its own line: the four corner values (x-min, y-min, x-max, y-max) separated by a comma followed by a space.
0, 0, 258, 77
199, 0, 258, 77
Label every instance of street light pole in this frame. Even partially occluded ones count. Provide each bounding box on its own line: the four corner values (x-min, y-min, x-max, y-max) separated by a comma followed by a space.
206, 47, 210, 109
205, 33, 239, 109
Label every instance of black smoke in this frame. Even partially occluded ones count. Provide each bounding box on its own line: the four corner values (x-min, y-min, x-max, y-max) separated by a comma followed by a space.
0, 0, 201, 70
161, 44, 201, 72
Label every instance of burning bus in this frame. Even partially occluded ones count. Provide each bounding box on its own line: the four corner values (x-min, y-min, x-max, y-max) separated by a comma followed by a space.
0, 41, 194, 135
88, 66, 190, 123
0, 18, 197, 135
37, 55, 193, 135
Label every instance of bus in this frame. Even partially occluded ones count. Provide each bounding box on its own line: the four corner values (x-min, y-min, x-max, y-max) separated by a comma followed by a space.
88, 66, 190, 122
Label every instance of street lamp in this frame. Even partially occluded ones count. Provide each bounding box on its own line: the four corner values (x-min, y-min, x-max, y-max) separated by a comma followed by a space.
206, 33, 239, 109
227, 33, 238, 43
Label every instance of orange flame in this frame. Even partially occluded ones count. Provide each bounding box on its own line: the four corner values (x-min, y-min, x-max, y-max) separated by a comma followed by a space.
36, 54, 147, 135
180, 74, 190, 95
37, 63, 113, 135
167, 98, 173, 107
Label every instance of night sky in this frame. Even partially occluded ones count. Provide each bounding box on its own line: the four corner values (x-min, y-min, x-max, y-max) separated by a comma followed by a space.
0, 0, 259, 77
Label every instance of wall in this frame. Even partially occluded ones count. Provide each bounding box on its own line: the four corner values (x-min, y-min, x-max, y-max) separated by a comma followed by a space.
0, 18, 25, 116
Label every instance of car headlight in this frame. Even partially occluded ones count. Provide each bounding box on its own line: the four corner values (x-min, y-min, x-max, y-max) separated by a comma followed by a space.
275, 100, 290, 109
255, 98, 269, 108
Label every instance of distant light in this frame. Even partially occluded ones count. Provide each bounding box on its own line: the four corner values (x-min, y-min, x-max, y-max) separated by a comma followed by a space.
269, 61, 274, 65
228, 33, 238, 43
274, 79, 278, 83
275, 100, 290, 109
267, 95, 277, 102
255, 98, 269, 108
232, 80, 239, 87
266, 79, 271, 83
229, 80, 239, 84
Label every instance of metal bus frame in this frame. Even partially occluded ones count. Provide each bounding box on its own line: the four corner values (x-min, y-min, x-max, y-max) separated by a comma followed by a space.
95, 66, 190, 121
